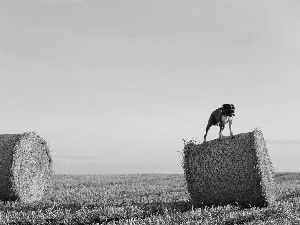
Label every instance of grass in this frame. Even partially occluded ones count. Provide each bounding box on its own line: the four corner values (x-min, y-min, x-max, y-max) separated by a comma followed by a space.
0, 173, 299, 224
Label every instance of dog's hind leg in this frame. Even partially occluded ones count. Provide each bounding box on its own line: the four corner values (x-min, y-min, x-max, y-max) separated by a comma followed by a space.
203, 125, 210, 143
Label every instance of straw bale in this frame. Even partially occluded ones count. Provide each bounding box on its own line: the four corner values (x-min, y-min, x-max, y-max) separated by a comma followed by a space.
182, 128, 275, 207
0, 132, 52, 203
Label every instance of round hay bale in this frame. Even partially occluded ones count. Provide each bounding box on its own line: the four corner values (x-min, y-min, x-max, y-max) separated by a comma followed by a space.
0, 132, 52, 203
182, 128, 275, 208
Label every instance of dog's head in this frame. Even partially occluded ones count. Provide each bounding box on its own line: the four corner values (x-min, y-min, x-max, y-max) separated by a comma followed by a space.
222, 104, 235, 117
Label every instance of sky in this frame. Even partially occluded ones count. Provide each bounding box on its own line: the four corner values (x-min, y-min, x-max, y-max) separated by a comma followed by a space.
0, 0, 299, 174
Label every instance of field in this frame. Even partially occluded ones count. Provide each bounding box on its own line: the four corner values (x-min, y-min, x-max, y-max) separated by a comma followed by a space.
0, 173, 300, 224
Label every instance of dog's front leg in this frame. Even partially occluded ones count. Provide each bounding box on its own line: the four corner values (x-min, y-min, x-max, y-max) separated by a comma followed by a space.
229, 120, 233, 138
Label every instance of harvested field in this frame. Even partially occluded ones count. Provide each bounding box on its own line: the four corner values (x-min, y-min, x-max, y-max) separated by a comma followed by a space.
0, 173, 299, 224
182, 128, 275, 207
0, 132, 52, 203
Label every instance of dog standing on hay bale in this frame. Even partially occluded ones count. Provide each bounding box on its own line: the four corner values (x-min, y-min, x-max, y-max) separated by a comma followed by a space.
0, 132, 52, 203
204, 104, 235, 143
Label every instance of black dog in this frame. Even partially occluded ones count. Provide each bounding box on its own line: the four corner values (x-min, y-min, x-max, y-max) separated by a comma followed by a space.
203, 104, 235, 142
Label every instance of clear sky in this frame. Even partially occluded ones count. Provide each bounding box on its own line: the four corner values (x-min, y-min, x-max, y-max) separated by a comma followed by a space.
1, 0, 299, 174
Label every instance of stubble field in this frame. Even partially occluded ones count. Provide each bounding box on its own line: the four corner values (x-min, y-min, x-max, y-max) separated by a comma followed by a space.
0, 173, 300, 224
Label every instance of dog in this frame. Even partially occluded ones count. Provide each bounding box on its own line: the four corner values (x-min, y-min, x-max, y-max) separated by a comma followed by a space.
203, 104, 235, 142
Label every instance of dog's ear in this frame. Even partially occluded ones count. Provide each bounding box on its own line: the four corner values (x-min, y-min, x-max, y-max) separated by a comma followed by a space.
231, 104, 235, 116
222, 104, 229, 108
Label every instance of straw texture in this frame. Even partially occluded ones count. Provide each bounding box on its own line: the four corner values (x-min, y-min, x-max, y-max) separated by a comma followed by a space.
0, 132, 52, 203
182, 128, 275, 207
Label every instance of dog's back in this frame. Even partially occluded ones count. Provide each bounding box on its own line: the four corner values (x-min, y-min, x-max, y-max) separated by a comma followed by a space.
207, 108, 222, 127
